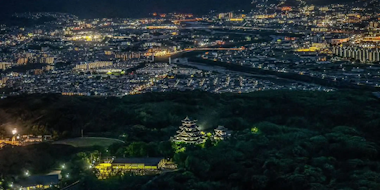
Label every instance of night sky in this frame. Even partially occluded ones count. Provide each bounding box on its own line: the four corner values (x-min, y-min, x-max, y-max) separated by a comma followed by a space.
0, 0, 356, 18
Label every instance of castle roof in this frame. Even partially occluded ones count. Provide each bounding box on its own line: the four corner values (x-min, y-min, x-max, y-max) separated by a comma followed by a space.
216, 125, 228, 131
182, 116, 197, 122
17, 174, 59, 187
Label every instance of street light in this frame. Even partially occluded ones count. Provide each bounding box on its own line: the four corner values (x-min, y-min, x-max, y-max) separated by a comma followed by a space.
12, 128, 17, 135
25, 170, 30, 177
11, 128, 18, 146
61, 164, 65, 169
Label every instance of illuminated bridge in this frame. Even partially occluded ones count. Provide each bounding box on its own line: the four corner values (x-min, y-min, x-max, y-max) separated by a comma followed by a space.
173, 18, 203, 24
184, 47, 245, 51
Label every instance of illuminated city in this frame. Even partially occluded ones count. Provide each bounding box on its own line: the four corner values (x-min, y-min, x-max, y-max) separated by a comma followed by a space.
1, 0, 380, 189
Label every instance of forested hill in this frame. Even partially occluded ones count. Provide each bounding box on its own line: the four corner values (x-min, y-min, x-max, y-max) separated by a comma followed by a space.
2, 90, 380, 189
0, 0, 356, 18
0, 90, 380, 142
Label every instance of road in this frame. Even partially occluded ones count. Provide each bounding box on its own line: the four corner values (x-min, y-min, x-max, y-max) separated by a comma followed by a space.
180, 26, 280, 31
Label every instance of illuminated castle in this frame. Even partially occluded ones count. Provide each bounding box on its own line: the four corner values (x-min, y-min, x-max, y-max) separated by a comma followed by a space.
172, 117, 205, 144
214, 126, 232, 140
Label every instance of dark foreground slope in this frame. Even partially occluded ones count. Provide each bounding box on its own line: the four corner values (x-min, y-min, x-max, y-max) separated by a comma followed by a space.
1, 90, 380, 190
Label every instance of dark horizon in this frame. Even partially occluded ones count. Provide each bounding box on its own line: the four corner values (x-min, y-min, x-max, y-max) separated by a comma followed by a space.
0, 0, 253, 18
0, 0, 356, 18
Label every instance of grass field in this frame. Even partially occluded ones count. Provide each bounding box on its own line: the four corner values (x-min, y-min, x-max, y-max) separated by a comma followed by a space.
53, 137, 124, 147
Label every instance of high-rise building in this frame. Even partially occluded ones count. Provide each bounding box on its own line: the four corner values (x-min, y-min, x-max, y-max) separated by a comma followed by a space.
115, 52, 142, 61
74, 61, 113, 70
333, 46, 380, 63
40, 57, 55, 64
228, 12, 233, 18
0, 62, 12, 70
218, 13, 225, 19
369, 21, 379, 29
0, 77, 8, 87
17, 58, 28, 65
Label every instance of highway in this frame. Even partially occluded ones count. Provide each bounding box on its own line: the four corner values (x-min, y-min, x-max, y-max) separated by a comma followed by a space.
179, 26, 280, 31
158, 47, 246, 57
143, 25, 281, 31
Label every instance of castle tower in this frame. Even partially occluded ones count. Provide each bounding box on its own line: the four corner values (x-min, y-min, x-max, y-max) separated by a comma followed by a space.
214, 126, 231, 140
172, 117, 205, 144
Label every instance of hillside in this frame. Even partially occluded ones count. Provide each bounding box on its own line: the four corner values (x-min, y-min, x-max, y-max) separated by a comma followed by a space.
0, 90, 379, 141
1, 90, 380, 189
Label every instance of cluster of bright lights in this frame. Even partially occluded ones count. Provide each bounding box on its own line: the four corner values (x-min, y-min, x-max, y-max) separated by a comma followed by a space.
70, 35, 102, 41
154, 51, 169, 56
251, 127, 259, 134
12, 128, 17, 135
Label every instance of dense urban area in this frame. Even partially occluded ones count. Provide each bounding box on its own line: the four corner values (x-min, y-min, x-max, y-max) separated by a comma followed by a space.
1, 0, 380, 189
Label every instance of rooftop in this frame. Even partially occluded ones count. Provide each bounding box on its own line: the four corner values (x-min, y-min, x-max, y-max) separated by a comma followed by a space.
17, 174, 59, 187
112, 157, 164, 166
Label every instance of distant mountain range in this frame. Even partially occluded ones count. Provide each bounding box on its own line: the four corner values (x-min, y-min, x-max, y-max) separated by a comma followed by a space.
0, 0, 356, 18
